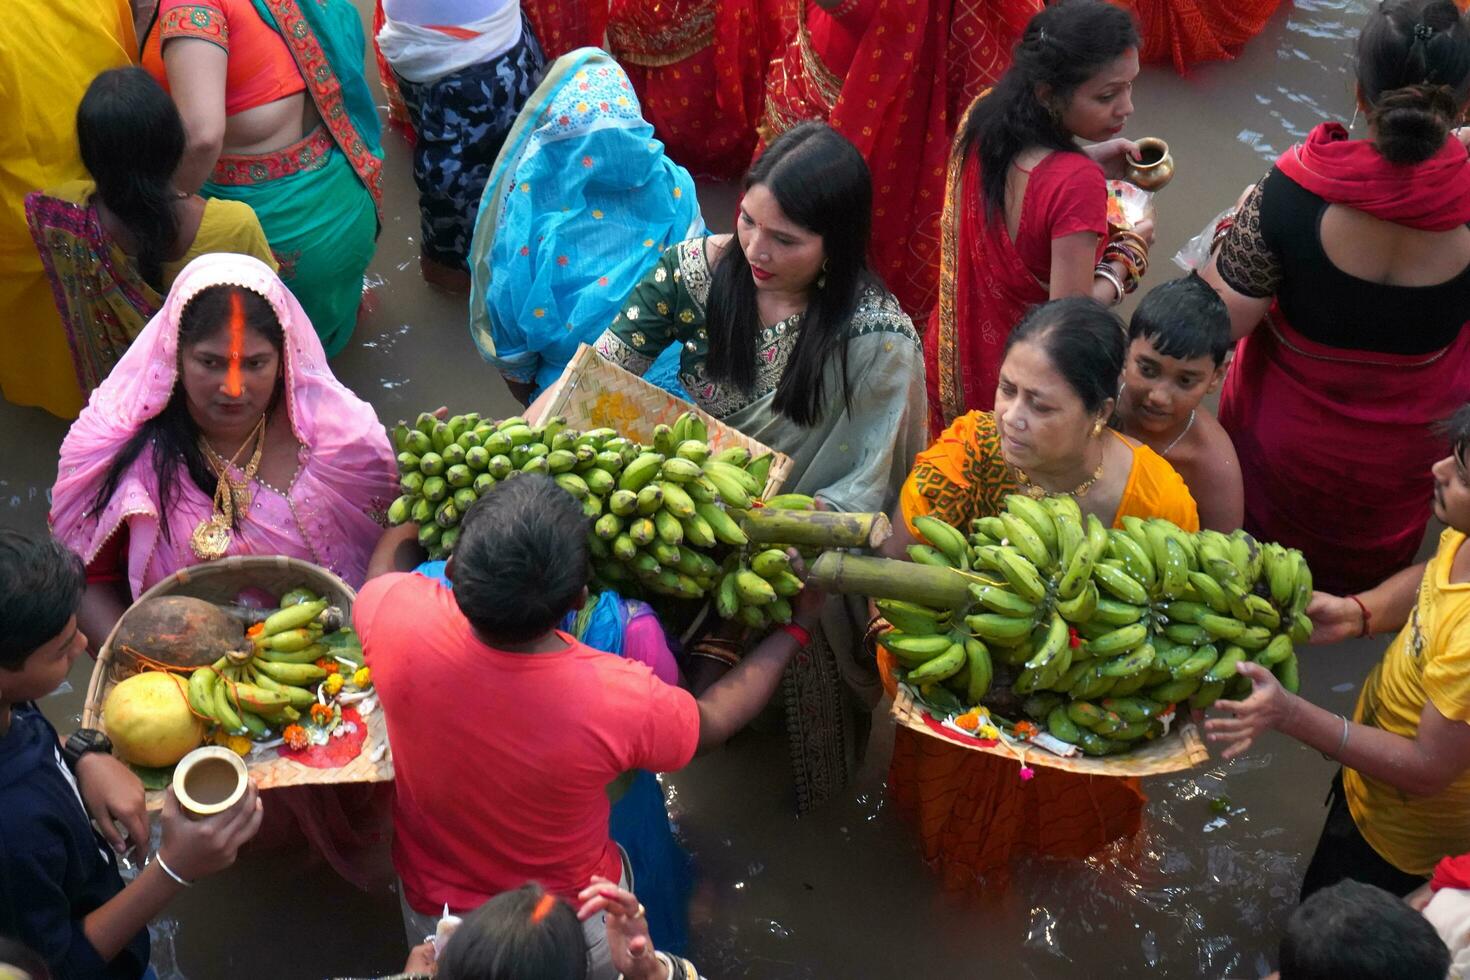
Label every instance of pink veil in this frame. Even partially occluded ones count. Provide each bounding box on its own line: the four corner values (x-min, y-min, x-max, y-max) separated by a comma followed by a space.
50, 254, 395, 594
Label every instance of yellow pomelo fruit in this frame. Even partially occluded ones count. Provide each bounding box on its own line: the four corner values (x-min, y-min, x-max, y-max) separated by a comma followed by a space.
103, 672, 205, 768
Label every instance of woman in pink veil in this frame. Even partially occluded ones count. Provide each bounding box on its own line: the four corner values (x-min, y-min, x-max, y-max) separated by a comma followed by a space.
50, 252, 398, 887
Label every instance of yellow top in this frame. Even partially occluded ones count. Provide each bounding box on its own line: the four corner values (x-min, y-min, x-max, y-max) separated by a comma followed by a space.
0, 0, 136, 418
900, 411, 1200, 533
1346, 528, 1470, 875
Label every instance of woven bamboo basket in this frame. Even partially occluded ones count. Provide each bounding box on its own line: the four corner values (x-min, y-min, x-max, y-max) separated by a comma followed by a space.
531, 344, 794, 498
83, 556, 392, 808
890, 685, 1209, 777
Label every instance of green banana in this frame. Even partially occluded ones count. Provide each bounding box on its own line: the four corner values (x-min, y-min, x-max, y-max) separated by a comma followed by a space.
913, 515, 971, 568
908, 544, 957, 569
907, 642, 967, 684
1206, 645, 1248, 683
252, 659, 328, 685
750, 549, 792, 579
1172, 644, 1220, 680
618, 453, 666, 492
695, 502, 748, 546
998, 512, 1053, 570
735, 569, 777, 606
1092, 597, 1147, 626
963, 637, 993, 703
1056, 579, 1099, 624
1087, 622, 1148, 658
658, 481, 696, 519
1255, 633, 1294, 668
877, 600, 949, 635
879, 631, 954, 665
992, 548, 1048, 604
1093, 562, 1150, 605
1025, 614, 1070, 671
1046, 705, 1083, 744
1004, 496, 1059, 556
1099, 643, 1156, 678
964, 613, 1034, 645
968, 582, 1037, 618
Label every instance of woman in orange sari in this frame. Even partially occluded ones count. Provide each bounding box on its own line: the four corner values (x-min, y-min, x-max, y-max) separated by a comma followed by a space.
759, 0, 1039, 318
881, 297, 1199, 890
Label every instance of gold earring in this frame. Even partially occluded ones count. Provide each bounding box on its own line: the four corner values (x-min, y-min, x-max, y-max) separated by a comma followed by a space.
817, 258, 829, 290
1092, 420, 1104, 437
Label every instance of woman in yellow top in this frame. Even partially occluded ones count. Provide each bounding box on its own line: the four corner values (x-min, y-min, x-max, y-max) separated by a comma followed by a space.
882, 297, 1199, 888
0, 0, 136, 418
27, 68, 276, 400
1209, 404, 1470, 899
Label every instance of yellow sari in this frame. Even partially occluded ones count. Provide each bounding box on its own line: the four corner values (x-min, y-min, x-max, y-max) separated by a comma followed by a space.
0, 0, 136, 418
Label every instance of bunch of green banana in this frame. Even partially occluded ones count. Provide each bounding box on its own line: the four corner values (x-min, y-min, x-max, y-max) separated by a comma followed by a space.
875, 599, 995, 707
391, 409, 798, 620
185, 587, 359, 738
894, 495, 1316, 753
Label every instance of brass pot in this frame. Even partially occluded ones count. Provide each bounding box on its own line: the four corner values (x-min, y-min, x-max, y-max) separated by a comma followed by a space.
1125, 137, 1174, 191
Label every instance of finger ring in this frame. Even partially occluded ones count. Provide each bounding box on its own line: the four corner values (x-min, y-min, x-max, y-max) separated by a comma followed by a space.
633, 903, 646, 920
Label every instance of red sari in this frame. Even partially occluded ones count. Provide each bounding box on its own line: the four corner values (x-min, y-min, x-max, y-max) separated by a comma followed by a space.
608, 0, 789, 180
923, 123, 1107, 436
1218, 124, 1470, 594
1120, 0, 1285, 73
760, 0, 1038, 320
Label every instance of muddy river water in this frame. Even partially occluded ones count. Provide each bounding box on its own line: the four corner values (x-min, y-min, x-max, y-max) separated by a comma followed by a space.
2, 1, 1423, 975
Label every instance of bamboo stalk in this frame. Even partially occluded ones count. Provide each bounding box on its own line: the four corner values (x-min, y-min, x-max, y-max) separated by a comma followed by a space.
808, 553, 972, 609
741, 509, 892, 549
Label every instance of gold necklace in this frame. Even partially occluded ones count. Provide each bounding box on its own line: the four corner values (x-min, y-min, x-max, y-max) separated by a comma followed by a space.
1012, 454, 1105, 500
190, 416, 267, 560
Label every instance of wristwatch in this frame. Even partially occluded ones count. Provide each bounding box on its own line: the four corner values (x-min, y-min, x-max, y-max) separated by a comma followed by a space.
62, 728, 113, 771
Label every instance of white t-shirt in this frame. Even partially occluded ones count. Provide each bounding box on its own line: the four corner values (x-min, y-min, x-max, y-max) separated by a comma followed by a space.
382, 0, 516, 28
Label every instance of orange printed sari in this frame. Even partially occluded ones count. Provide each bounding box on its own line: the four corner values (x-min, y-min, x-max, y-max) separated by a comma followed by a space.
1119, 0, 1285, 73
890, 412, 1199, 890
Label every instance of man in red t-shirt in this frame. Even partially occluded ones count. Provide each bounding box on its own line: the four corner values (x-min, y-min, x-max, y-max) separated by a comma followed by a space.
356, 474, 821, 979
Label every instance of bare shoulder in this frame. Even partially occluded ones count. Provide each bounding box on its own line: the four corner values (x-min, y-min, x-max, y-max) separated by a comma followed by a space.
1187, 411, 1241, 482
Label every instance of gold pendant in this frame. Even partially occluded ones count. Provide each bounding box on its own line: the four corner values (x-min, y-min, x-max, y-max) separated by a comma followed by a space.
190, 516, 232, 561
1025, 484, 1047, 500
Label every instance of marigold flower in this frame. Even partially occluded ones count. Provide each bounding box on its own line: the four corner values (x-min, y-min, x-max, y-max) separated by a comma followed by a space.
1013, 720, 1040, 738
314, 658, 339, 675
954, 712, 981, 732
309, 703, 334, 725
282, 724, 309, 750
213, 731, 253, 756
352, 667, 372, 689
323, 673, 345, 696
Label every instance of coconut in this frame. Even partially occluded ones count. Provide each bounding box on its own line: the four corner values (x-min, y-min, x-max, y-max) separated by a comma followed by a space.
103, 672, 206, 768
111, 596, 246, 676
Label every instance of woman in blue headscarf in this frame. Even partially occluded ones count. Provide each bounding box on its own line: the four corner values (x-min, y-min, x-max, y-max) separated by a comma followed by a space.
467, 47, 703, 403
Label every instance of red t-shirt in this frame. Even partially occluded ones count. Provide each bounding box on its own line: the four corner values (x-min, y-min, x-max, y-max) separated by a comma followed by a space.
355, 573, 700, 913
1014, 150, 1108, 280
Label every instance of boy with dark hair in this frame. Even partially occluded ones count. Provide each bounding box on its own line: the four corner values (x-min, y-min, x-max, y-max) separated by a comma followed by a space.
1273, 880, 1449, 980
358, 474, 825, 979
0, 531, 261, 980
1112, 272, 1244, 531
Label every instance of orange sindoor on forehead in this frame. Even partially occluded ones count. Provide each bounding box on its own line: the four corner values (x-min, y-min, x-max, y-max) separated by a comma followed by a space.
225, 292, 245, 398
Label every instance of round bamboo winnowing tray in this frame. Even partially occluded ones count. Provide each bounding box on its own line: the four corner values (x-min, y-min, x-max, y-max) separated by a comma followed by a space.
83, 556, 392, 808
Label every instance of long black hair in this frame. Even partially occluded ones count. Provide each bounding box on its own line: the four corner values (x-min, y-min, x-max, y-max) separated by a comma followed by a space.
705, 121, 874, 428
78, 67, 186, 291
1004, 297, 1126, 415
89, 285, 285, 538
1358, 0, 1470, 164
957, 0, 1139, 218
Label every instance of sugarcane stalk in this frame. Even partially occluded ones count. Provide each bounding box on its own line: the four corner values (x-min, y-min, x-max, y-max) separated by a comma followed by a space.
741, 509, 891, 549
807, 553, 971, 609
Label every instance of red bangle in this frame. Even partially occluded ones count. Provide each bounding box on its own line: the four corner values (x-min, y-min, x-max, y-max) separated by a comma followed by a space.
780, 623, 812, 647
1348, 595, 1372, 638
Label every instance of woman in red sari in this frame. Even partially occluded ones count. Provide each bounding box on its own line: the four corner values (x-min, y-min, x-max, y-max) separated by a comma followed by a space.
759, 0, 1039, 319
926, 0, 1153, 437
1202, 0, 1470, 595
